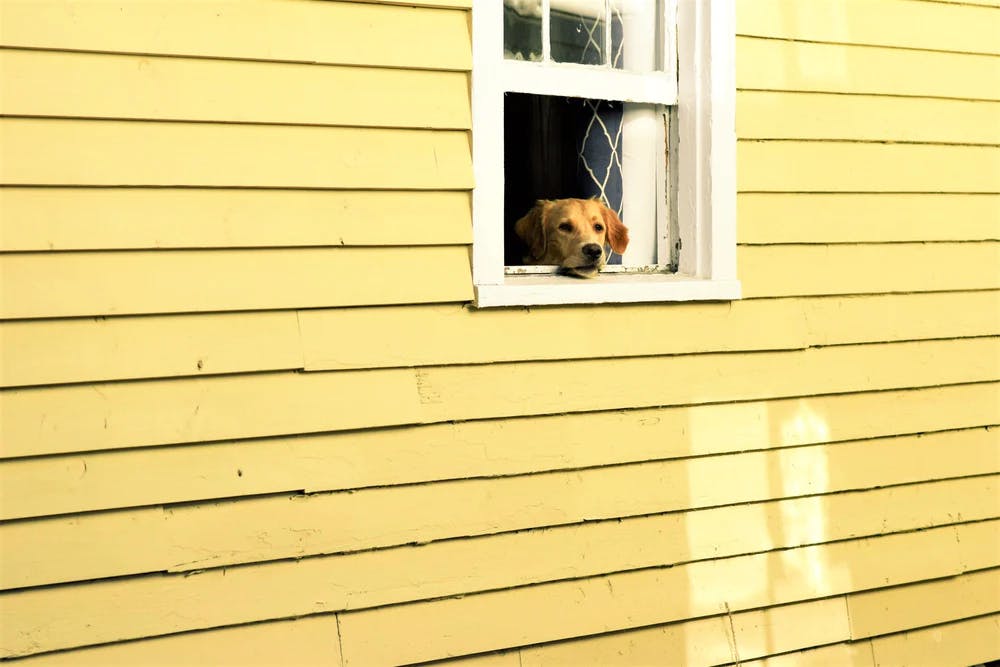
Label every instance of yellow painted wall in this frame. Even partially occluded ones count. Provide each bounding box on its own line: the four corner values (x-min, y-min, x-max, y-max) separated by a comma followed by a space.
1, 0, 998, 664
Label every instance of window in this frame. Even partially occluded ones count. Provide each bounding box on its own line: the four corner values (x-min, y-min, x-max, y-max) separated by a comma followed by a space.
472, 0, 740, 307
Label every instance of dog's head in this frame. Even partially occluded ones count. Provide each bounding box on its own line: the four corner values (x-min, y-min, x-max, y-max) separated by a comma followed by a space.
514, 198, 629, 278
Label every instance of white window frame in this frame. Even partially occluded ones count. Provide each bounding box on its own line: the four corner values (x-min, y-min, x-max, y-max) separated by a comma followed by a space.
472, 0, 740, 307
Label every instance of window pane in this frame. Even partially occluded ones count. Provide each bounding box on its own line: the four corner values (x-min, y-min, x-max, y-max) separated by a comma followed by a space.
612, 0, 663, 71
551, 0, 607, 66
504, 1, 542, 61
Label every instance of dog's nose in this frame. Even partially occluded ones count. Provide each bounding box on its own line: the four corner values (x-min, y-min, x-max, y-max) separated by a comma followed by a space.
582, 244, 603, 260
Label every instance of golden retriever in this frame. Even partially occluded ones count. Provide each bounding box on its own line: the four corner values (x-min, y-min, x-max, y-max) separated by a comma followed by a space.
514, 198, 629, 278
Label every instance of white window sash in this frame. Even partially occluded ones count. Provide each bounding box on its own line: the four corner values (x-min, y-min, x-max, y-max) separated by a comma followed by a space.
500, 60, 677, 106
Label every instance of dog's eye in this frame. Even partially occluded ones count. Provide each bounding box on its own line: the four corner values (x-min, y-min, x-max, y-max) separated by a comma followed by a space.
558, 222, 573, 232
594, 223, 605, 232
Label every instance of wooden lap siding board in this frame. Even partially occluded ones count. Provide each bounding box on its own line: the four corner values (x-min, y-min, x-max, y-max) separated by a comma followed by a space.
1, 2, 999, 667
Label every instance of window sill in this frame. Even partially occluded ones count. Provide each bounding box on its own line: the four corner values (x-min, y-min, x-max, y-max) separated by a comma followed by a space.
473, 273, 742, 308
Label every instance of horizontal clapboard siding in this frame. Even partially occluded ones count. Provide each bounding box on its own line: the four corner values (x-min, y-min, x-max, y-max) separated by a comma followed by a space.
3, 506, 995, 658
0, 119, 473, 188
741, 243, 998, 295
6, 616, 342, 667
0, 189, 995, 251
0, 247, 473, 319
3, 338, 997, 459
2, 0, 998, 664
17, 605, 998, 667
2, 244, 994, 320
2, 382, 996, 520
847, 568, 1000, 639
737, 37, 1000, 100
0, 48, 471, 128
0, 189, 472, 251
738, 194, 1000, 243
0, 0, 471, 70
300, 291, 999, 371
741, 615, 1000, 667
738, 142, 1000, 192
332, 522, 995, 665
735, 0, 1000, 54
445, 581, 1000, 667
3, 429, 995, 588
3, 290, 997, 386
411, 338, 999, 424
738, 92, 1000, 144
512, 597, 853, 667
869, 614, 1000, 667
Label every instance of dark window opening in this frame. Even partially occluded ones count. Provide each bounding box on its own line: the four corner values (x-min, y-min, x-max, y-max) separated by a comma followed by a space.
503, 92, 624, 266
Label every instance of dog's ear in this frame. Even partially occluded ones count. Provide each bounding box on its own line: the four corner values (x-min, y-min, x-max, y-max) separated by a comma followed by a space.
600, 203, 629, 254
514, 200, 550, 262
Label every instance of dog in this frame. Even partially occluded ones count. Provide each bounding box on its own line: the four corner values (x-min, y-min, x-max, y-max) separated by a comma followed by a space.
514, 198, 629, 278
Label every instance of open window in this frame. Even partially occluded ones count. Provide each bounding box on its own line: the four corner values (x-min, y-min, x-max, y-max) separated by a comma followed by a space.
472, 0, 740, 307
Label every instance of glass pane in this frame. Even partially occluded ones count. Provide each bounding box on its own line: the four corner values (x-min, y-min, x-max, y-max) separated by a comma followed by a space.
504, 1, 542, 61
611, 0, 663, 71
551, 0, 607, 66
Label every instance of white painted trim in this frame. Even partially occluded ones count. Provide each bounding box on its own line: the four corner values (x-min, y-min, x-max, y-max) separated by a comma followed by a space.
501, 60, 677, 105
471, 0, 505, 286
476, 274, 742, 307
676, 0, 737, 281
472, 0, 738, 306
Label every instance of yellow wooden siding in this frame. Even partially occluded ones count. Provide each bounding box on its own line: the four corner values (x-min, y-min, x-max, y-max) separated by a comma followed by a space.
3, 514, 994, 658
4, 338, 996, 459
4, 429, 994, 588
350, 0, 471, 7
2, 383, 995, 521
2, 0, 999, 663
0, 48, 470, 129
301, 290, 999, 371
930, 0, 1000, 5
1, 312, 303, 388
738, 92, 1000, 144
801, 291, 1000, 345
0, 188, 472, 251
743, 615, 1000, 667
332, 523, 986, 665
443, 597, 851, 667
955, 518, 1000, 572
847, 568, 1000, 639
870, 614, 1000, 667
7, 243, 989, 321
743, 243, 998, 296
8, 615, 342, 667
736, 0, 1000, 54
736, 37, 1000, 100
0, 367, 424, 459
0, 247, 472, 319
738, 194, 1000, 243
0, 119, 473, 189
740, 642, 874, 667
4, 291, 997, 387
411, 338, 999, 424
738, 142, 1000, 192
515, 597, 849, 667
0, 0, 471, 70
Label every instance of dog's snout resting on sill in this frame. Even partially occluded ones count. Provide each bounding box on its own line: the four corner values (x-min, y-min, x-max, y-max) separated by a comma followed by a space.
514, 198, 629, 278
